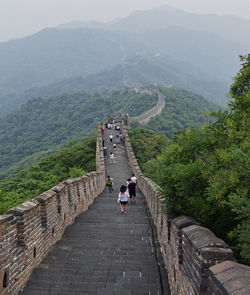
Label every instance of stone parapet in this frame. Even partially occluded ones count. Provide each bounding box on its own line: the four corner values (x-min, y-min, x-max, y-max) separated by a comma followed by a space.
121, 122, 250, 295
0, 126, 106, 295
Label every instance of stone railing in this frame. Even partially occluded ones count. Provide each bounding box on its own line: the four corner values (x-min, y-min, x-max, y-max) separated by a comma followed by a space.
0, 126, 106, 295
121, 123, 250, 295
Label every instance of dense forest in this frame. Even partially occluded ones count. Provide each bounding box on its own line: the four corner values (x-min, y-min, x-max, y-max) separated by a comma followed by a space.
134, 86, 219, 138
129, 55, 250, 265
0, 89, 157, 179
0, 136, 96, 214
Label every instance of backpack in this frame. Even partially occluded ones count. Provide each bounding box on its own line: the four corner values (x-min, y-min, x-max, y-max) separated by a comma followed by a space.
106, 179, 112, 187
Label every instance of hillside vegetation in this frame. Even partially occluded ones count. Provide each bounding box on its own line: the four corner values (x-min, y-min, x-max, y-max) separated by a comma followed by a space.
129, 55, 250, 264
0, 136, 96, 214
143, 86, 219, 138
0, 89, 157, 179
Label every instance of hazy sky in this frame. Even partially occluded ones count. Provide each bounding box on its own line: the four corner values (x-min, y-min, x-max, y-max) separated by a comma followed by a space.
0, 0, 249, 42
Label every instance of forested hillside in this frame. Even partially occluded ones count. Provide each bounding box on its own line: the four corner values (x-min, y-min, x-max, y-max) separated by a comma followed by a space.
0, 89, 157, 179
0, 136, 96, 214
143, 86, 219, 138
129, 55, 250, 265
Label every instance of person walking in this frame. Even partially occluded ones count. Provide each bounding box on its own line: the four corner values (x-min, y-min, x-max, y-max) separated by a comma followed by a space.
103, 146, 107, 156
131, 173, 137, 184
109, 152, 116, 163
106, 176, 114, 193
109, 134, 113, 143
101, 124, 104, 134
128, 178, 137, 204
117, 185, 129, 214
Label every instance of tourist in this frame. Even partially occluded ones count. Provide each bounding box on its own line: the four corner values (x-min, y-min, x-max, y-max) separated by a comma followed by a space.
101, 124, 104, 134
117, 185, 129, 214
128, 178, 137, 204
109, 134, 113, 143
109, 152, 116, 163
131, 173, 137, 184
103, 146, 107, 156
106, 176, 114, 193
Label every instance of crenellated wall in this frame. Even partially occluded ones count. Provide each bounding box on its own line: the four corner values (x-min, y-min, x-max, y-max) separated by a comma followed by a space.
0, 126, 106, 295
121, 123, 250, 295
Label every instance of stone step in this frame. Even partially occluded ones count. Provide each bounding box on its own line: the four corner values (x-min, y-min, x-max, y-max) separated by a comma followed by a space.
22, 128, 170, 295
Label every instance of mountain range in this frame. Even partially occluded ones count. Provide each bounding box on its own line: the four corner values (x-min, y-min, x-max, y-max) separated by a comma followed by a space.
0, 5, 248, 116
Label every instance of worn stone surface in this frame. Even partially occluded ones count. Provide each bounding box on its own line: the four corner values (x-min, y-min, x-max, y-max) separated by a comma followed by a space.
21, 127, 170, 295
207, 261, 250, 295
121, 123, 250, 295
0, 127, 106, 295
1, 120, 250, 295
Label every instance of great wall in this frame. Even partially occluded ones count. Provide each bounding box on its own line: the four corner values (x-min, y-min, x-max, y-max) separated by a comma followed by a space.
0, 118, 249, 295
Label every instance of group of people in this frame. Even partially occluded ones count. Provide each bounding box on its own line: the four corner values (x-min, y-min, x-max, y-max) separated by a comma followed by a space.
106, 174, 137, 214
105, 122, 120, 131
102, 122, 125, 164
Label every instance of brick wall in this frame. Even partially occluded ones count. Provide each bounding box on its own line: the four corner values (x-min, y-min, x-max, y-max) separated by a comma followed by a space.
121, 123, 250, 295
0, 127, 106, 295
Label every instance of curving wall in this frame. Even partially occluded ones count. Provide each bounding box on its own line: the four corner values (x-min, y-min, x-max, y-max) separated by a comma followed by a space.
0, 126, 106, 295
121, 123, 250, 295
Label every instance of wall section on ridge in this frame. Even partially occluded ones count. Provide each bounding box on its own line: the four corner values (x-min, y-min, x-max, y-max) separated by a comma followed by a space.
121, 122, 250, 295
0, 126, 106, 295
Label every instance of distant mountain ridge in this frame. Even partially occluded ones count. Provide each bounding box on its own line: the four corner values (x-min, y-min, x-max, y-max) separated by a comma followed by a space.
0, 4, 247, 115
109, 5, 250, 48
58, 5, 250, 48
0, 54, 229, 116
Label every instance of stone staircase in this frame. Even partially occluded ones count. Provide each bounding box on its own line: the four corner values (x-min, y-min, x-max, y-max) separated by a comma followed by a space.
22, 128, 170, 295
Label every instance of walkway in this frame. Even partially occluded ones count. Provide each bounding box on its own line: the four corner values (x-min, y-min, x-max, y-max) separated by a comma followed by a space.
130, 89, 165, 125
22, 128, 170, 295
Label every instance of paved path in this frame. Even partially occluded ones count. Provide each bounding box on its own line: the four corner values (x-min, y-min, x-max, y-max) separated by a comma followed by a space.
130, 89, 165, 125
22, 128, 170, 295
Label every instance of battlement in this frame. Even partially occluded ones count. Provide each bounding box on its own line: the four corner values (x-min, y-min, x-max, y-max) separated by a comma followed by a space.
0, 127, 106, 295
122, 123, 250, 295
1, 121, 249, 295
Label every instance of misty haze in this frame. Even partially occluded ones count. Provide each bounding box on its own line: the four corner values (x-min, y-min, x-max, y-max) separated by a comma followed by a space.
0, 1, 249, 295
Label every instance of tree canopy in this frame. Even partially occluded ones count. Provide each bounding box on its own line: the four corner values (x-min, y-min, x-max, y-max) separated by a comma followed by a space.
0, 88, 157, 179
0, 136, 96, 214
130, 55, 250, 264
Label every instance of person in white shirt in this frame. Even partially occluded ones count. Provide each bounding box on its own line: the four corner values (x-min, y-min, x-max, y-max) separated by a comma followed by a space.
109, 152, 116, 163
109, 134, 113, 143
131, 174, 137, 184
118, 185, 129, 214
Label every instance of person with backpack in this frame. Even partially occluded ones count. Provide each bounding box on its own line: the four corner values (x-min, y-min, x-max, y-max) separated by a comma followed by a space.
128, 178, 137, 204
106, 176, 114, 193
117, 185, 129, 214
